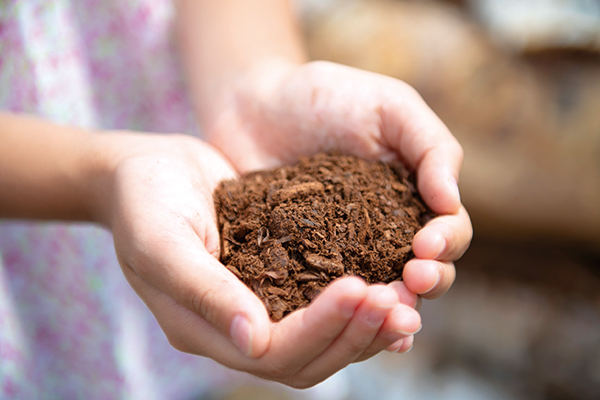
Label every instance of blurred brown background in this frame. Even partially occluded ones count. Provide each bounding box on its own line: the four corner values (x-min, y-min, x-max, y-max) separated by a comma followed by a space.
215, 1, 600, 399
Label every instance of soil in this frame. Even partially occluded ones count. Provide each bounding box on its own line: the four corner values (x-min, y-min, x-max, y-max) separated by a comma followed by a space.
214, 153, 433, 321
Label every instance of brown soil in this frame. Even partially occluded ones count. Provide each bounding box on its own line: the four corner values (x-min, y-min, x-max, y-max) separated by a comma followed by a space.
214, 153, 433, 321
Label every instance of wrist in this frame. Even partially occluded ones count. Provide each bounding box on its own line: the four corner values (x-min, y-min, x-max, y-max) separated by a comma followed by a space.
199, 57, 299, 135
76, 132, 117, 227
0, 114, 113, 222
79, 131, 149, 228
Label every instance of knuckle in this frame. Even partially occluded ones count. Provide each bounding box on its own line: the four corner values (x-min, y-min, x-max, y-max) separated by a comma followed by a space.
190, 284, 219, 322
340, 337, 371, 356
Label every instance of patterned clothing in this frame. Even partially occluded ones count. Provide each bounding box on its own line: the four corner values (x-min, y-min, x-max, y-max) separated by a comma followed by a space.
0, 1, 239, 398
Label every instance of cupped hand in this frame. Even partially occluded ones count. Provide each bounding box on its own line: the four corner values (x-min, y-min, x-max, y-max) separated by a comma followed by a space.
203, 60, 473, 299
87, 132, 421, 388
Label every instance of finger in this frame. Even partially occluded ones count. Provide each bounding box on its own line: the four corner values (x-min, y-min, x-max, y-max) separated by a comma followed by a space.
262, 277, 368, 377
380, 84, 463, 215
119, 261, 226, 354
119, 232, 272, 358
154, 276, 367, 381
388, 280, 418, 308
415, 144, 463, 215
289, 285, 408, 388
121, 265, 289, 375
110, 150, 270, 356
123, 273, 368, 381
386, 338, 405, 353
412, 206, 472, 261
387, 334, 415, 354
402, 259, 456, 299
353, 303, 422, 362
389, 282, 422, 312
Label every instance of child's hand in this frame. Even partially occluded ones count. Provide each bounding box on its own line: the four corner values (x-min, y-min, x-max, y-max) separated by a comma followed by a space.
90, 133, 421, 388
203, 60, 473, 300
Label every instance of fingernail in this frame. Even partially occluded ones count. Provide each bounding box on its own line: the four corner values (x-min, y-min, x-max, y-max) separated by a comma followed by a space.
366, 306, 392, 328
398, 339, 414, 354
435, 237, 447, 260
422, 266, 442, 294
414, 295, 421, 310
449, 176, 461, 204
394, 324, 422, 336
230, 314, 253, 357
386, 339, 405, 353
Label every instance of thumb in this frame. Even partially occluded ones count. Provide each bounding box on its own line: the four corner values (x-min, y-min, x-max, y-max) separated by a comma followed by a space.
189, 249, 272, 358
122, 232, 272, 358
380, 82, 463, 215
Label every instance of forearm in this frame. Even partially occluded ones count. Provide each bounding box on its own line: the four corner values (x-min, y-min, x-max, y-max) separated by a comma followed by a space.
176, 0, 308, 127
0, 113, 99, 221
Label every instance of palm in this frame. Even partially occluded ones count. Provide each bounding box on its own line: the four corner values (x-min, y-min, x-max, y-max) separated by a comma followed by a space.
206, 61, 472, 301
104, 133, 272, 358
208, 61, 402, 173
101, 133, 420, 387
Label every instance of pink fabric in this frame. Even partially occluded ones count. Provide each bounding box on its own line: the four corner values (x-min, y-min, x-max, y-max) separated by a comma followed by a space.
0, 1, 239, 398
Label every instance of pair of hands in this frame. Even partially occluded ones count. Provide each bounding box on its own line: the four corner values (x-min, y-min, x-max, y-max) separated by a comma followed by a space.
95, 61, 471, 388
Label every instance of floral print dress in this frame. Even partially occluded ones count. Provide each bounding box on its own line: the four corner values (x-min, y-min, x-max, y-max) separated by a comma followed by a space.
0, 1, 242, 398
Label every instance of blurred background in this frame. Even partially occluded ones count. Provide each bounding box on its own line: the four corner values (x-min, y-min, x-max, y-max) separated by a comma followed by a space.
215, 0, 600, 399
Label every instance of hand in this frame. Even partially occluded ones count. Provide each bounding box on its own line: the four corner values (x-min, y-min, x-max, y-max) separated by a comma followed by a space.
88, 132, 421, 388
203, 60, 473, 300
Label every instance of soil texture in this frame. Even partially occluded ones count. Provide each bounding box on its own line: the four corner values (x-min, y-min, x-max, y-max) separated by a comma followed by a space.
214, 153, 433, 321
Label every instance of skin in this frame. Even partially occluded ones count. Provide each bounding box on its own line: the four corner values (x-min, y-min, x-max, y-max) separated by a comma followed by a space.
176, 0, 471, 304
0, 0, 472, 390
0, 114, 422, 388
178, 0, 472, 383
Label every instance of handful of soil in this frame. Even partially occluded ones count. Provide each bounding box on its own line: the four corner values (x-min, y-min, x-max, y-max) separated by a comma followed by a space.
214, 153, 433, 321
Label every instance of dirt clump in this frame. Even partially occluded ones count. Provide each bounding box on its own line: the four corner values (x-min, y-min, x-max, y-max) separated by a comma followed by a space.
214, 153, 433, 321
